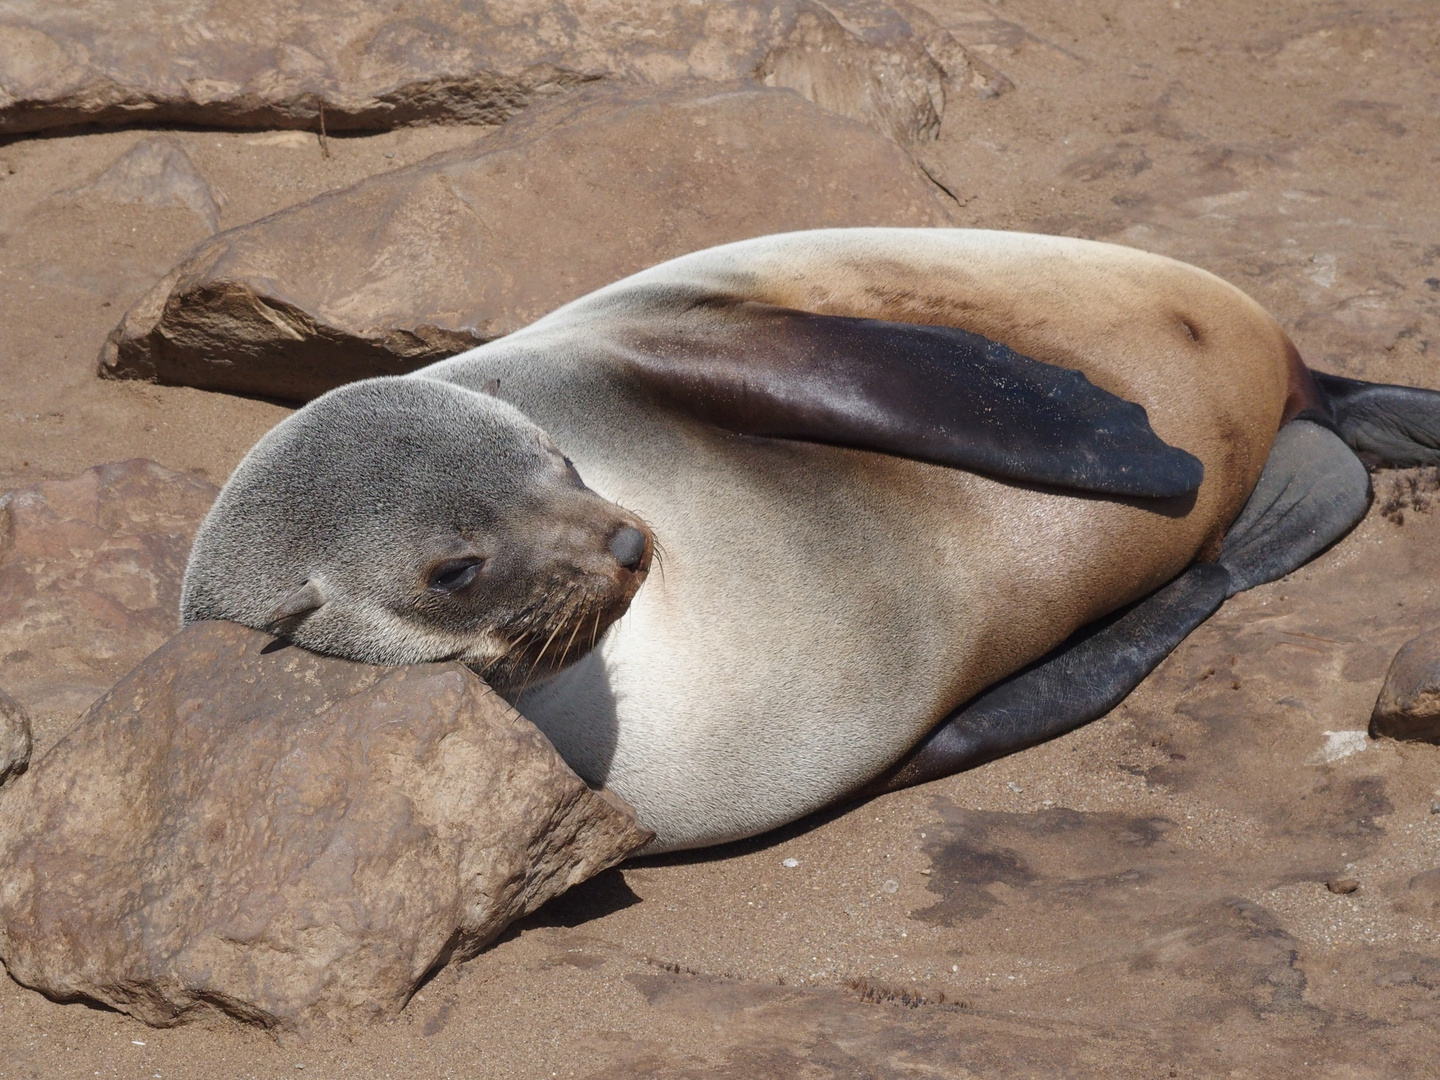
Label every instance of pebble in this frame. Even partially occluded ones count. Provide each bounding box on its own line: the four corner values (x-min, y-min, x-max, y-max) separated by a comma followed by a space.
1327, 878, 1360, 895
781, 857, 798, 868
1370, 629, 1440, 742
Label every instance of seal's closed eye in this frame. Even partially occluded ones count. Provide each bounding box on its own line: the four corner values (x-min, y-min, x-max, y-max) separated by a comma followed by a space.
428, 558, 485, 593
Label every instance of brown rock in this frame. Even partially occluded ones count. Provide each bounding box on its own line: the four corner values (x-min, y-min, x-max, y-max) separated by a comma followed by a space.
0, 0, 1003, 143
1326, 878, 1360, 895
0, 460, 218, 723
1370, 628, 1440, 742
0, 620, 652, 1029
0, 689, 30, 786
60, 136, 224, 233
99, 82, 956, 402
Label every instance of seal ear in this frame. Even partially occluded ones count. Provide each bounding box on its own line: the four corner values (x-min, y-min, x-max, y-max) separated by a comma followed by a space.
265, 579, 325, 630
617, 299, 1203, 500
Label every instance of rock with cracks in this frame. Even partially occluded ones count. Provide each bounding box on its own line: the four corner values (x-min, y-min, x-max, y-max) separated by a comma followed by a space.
99, 83, 957, 402
0, 689, 29, 787
0, 0, 1007, 143
0, 620, 653, 1029
0, 460, 218, 722
1371, 627, 1440, 743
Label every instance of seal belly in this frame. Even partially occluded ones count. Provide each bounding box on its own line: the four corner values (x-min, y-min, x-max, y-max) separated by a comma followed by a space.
520, 388, 1267, 851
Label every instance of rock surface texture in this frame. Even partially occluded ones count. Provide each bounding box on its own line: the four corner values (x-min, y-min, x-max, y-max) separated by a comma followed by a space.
0, 460, 217, 724
100, 83, 956, 401
0, 0, 1005, 142
1371, 628, 1440, 742
0, 689, 29, 786
0, 620, 652, 1029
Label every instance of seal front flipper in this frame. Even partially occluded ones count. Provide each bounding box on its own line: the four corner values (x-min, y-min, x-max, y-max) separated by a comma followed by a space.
618, 299, 1203, 499
861, 562, 1231, 796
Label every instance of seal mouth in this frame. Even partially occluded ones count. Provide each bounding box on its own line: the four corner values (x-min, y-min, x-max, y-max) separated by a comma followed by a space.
473, 523, 653, 693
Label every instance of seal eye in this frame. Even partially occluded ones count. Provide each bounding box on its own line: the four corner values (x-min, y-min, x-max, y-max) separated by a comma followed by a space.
428, 558, 484, 594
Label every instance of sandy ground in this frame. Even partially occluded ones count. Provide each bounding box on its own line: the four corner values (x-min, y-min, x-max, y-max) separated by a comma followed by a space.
2, 0, 1439, 1076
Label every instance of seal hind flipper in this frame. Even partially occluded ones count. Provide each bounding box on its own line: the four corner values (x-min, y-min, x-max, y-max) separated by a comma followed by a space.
862, 562, 1231, 795
865, 415, 1373, 796
1217, 419, 1372, 597
620, 299, 1203, 499
866, 417, 1373, 794
1311, 372, 1440, 468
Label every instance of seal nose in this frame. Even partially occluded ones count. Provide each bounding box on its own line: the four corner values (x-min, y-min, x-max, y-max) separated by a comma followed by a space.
609, 525, 648, 572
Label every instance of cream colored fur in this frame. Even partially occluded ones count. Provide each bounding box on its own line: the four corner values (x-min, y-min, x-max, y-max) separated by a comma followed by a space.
419, 229, 1294, 851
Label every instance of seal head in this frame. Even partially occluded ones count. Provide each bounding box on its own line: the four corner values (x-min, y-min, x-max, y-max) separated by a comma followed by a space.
181, 376, 651, 693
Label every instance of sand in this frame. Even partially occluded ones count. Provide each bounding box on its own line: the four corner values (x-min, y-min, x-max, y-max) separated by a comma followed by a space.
1, 0, 1438, 1076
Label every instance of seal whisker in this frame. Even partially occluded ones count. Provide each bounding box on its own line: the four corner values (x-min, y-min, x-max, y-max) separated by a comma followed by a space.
557, 608, 587, 671
525, 584, 580, 683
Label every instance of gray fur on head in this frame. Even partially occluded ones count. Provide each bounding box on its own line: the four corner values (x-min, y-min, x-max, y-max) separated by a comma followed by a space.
182, 376, 650, 689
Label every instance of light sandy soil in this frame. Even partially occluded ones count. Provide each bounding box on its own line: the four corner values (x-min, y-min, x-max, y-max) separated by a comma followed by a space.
2, 1, 1439, 1077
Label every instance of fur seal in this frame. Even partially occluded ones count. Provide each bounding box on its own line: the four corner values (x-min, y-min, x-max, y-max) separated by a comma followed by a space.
182, 229, 1440, 852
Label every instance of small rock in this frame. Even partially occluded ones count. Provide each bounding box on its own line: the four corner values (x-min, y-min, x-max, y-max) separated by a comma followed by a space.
64, 137, 223, 232
1370, 628, 1440, 742
0, 621, 651, 1029
782, 857, 799, 868
0, 689, 31, 786
1327, 878, 1360, 895
100, 82, 955, 402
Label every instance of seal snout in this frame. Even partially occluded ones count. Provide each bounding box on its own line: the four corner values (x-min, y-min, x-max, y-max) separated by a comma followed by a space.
609, 525, 649, 573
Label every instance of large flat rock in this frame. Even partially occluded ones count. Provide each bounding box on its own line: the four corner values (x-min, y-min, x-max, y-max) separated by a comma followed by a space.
0, 620, 652, 1029
0, 460, 217, 725
100, 83, 957, 402
0, 0, 1006, 143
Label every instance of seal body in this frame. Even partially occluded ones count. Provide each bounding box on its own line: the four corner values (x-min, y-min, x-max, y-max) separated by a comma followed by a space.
413, 229, 1294, 850
183, 228, 1399, 854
